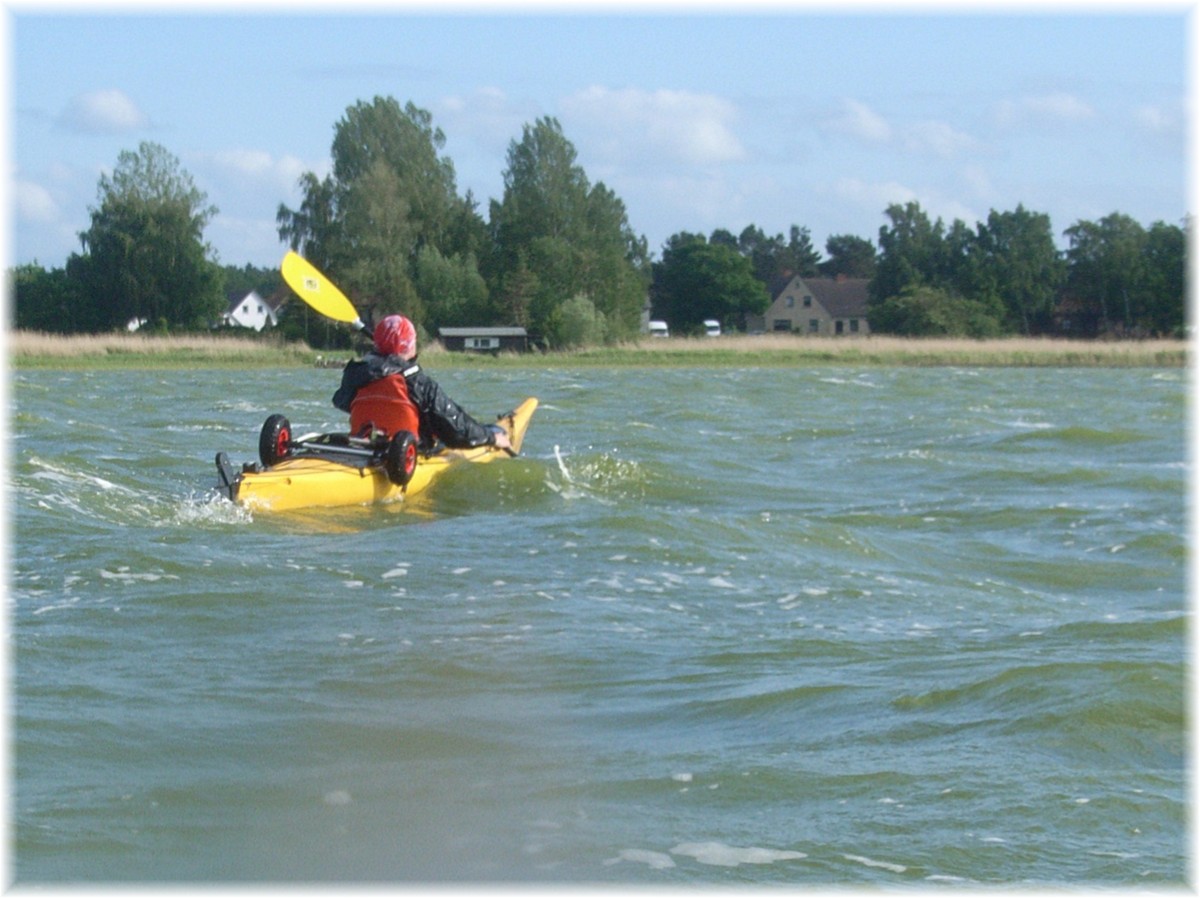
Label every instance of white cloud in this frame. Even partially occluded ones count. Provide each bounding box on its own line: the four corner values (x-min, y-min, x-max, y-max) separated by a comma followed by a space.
960, 164, 995, 201
206, 215, 289, 267
15, 179, 59, 223
903, 120, 978, 159
828, 177, 978, 228
202, 149, 312, 195
825, 98, 892, 144
609, 166, 754, 251
198, 148, 324, 200
434, 86, 534, 153
561, 86, 745, 167
175, 149, 330, 265
1135, 102, 1182, 136
823, 100, 977, 160
211, 149, 275, 177
995, 92, 1095, 128
830, 176, 917, 212
58, 89, 148, 134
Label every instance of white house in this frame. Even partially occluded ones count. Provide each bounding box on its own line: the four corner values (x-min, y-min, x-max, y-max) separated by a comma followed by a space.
221, 290, 279, 331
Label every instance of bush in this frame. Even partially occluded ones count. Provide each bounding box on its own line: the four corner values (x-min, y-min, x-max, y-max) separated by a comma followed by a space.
870, 285, 1005, 337
551, 294, 607, 348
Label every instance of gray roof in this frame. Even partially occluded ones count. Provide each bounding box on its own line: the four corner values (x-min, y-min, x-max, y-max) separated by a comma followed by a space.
438, 327, 528, 337
773, 276, 869, 317
224, 289, 261, 315
803, 278, 869, 318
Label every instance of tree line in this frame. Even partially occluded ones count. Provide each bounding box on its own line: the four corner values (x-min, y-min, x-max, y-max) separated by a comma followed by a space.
11, 93, 1188, 347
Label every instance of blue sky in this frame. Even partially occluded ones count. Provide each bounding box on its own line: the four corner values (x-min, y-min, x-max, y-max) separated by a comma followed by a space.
10, 6, 1190, 271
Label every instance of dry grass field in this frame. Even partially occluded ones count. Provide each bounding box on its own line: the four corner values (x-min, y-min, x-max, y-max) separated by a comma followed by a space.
10, 330, 316, 367
8, 329, 1189, 368
548, 334, 1188, 368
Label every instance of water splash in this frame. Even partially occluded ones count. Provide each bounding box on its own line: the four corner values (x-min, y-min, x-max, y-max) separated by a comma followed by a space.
22, 453, 251, 528
173, 490, 253, 526
545, 444, 645, 503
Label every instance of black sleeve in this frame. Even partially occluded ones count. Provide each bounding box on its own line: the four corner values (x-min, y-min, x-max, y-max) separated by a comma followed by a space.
332, 360, 370, 413
405, 369, 494, 449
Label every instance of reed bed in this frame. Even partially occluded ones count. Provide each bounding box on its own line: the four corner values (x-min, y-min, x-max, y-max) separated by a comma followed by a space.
456, 334, 1189, 369
8, 329, 1189, 369
10, 330, 315, 368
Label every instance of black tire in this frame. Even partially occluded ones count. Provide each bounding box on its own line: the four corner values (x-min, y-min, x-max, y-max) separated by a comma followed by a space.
259, 414, 292, 467
384, 430, 418, 486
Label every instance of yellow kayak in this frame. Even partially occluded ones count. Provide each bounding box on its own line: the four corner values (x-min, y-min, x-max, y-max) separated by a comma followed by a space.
216, 397, 538, 513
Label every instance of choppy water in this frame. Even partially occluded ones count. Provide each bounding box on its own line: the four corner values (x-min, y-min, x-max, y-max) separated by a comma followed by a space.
11, 363, 1188, 885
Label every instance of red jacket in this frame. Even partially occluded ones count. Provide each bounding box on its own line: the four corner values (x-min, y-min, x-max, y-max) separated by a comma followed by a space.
334, 352, 496, 449
348, 374, 420, 439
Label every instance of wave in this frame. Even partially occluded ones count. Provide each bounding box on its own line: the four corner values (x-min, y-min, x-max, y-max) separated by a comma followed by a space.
19, 453, 250, 530
1001, 425, 1150, 448
892, 654, 1184, 767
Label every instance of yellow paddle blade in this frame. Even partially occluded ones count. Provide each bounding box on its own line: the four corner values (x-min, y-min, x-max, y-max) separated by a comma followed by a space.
280, 251, 364, 328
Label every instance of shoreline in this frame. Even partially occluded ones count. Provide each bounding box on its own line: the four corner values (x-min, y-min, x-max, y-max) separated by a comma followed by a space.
8, 330, 1190, 369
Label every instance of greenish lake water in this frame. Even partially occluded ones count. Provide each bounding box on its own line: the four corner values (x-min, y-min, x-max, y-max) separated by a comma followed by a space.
12, 364, 1187, 884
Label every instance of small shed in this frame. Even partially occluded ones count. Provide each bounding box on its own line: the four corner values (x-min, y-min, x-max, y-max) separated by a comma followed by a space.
438, 326, 529, 354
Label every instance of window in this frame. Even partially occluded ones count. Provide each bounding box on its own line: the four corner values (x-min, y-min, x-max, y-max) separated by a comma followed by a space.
773, 319, 791, 332
835, 320, 844, 335
849, 319, 860, 333
803, 296, 812, 308
786, 296, 794, 308
809, 319, 820, 333
466, 337, 500, 350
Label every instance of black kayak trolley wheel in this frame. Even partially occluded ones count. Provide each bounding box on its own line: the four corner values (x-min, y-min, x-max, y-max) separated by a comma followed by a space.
259, 414, 293, 467
384, 430, 418, 486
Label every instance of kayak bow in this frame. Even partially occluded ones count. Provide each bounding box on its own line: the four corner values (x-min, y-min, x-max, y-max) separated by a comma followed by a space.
216, 397, 538, 512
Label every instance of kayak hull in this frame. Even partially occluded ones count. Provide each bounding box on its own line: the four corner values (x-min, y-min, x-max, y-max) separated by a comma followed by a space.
217, 397, 537, 513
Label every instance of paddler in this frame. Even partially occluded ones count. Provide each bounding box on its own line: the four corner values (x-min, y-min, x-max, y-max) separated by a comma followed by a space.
332, 314, 511, 452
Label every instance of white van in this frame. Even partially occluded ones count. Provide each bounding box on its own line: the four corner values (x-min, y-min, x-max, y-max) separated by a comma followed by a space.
703, 319, 721, 337
648, 320, 670, 338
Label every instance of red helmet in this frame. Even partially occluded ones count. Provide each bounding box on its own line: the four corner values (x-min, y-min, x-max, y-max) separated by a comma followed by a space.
373, 314, 416, 358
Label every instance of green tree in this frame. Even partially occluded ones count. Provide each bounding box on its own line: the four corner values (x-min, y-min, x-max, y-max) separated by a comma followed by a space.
221, 263, 283, 302
340, 157, 423, 324
970, 205, 1064, 334
277, 96, 481, 327
736, 224, 821, 283
1141, 219, 1187, 335
276, 172, 339, 271
1063, 213, 1146, 334
652, 233, 769, 332
1063, 213, 1187, 336
489, 117, 589, 264
870, 201, 947, 308
12, 262, 84, 332
487, 117, 649, 344
491, 253, 539, 331
871, 201, 1066, 336
72, 141, 223, 331
709, 228, 739, 250
780, 225, 822, 277
819, 234, 876, 279
412, 245, 489, 330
